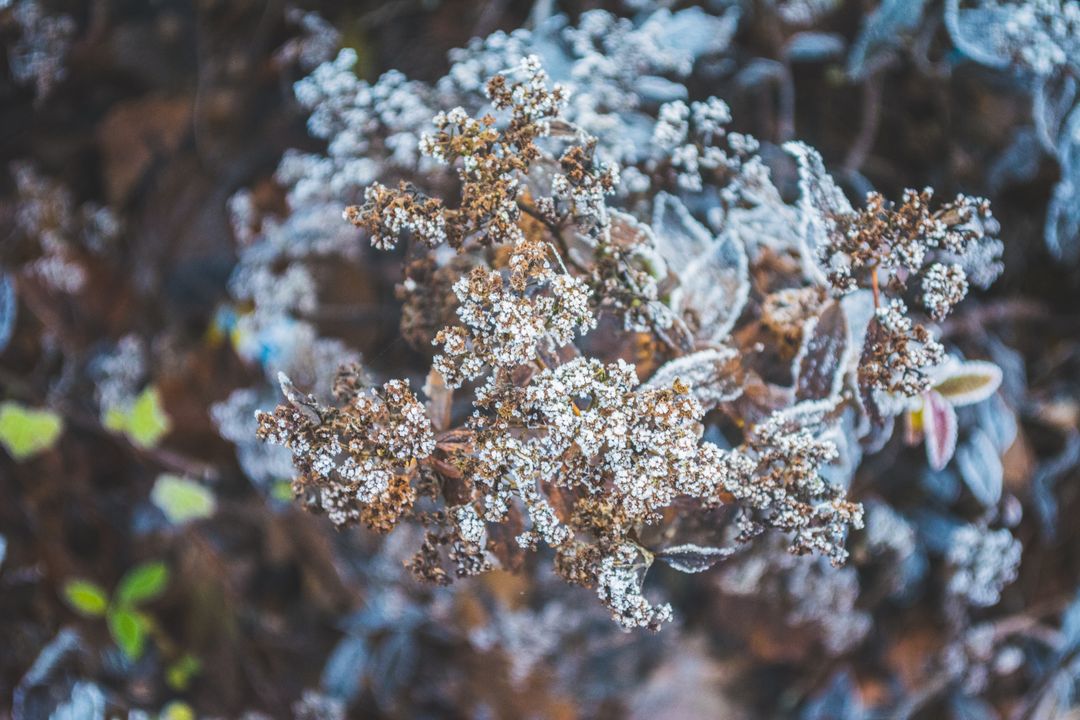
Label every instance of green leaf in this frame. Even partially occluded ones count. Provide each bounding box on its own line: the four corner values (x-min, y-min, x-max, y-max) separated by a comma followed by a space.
270, 479, 294, 502
0, 401, 63, 461
151, 474, 216, 525
116, 561, 169, 606
104, 386, 171, 449
165, 654, 202, 691
160, 701, 197, 720
62, 579, 109, 617
107, 607, 147, 660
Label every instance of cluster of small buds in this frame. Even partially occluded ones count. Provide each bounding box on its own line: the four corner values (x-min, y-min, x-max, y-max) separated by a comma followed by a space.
418, 107, 492, 164
921, 262, 970, 321
344, 182, 447, 250
344, 55, 592, 252
979, 0, 1080, 75
255, 53, 887, 632
727, 401, 865, 566
787, 143, 1000, 405
650, 97, 749, 192
407, 507, 493, 584
818, 186, 995, 320
522, 357, 748, 523
552, 143, 620, 231
861, 299, 947, 398
255, 373, 435, 529
652, 101, 691, 150
594, 543, 674, 630
485, 55, 568, 131
946, 524, 1022, 607
433, 246, 595, 388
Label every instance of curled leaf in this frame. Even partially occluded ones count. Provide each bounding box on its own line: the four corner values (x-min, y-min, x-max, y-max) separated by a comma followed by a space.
847, 0, 928, 79
923, 390, 958, 472
657, 544, 736, 574
943, 0, 1015, 69
1046, 104, 1080, 262
932, 359, 1002, 406
784, 141, 853, 287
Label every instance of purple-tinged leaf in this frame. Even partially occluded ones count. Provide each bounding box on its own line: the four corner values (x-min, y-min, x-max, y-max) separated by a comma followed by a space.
923, 390, 958, 471
855, 316, 886, 430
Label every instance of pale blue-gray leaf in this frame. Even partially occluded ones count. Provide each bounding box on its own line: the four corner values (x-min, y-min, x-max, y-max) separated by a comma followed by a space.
1046, 104, 1080, 263
956, 429, 1004, 507
785, 32, 846, 62
657, 544, 736, 573
944, 0, 1015, 69
848, 0, 927, 79
321, 636, 369, 703
49, 682, 105, 720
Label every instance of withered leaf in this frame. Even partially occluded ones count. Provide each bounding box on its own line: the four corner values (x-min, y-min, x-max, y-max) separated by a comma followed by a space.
856, 316, 886, 429
423, 369, 453, 432
794, 300, 848, 401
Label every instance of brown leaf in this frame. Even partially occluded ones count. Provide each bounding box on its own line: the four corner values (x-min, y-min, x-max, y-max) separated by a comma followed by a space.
794, 300, 847, 401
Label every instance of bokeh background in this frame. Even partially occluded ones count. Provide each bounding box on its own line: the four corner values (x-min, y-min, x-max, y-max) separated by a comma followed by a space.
2, 1, 1080, 718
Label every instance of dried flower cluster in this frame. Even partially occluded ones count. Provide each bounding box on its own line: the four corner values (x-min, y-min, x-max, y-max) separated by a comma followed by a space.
249, 42, 1006, 630
257, 370, 434, 529
788, 142, 1002, 402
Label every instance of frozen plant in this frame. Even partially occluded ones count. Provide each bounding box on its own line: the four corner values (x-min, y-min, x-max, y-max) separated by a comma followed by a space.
247, 6, 1004, 632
